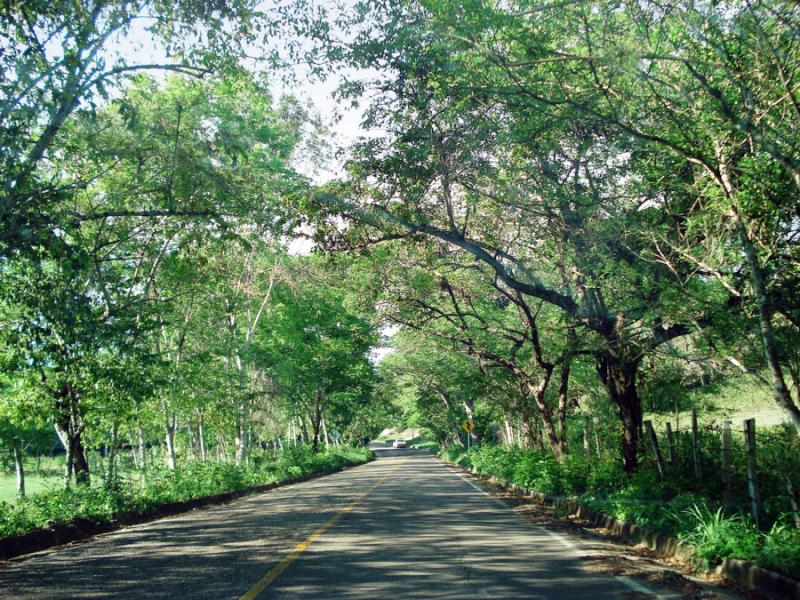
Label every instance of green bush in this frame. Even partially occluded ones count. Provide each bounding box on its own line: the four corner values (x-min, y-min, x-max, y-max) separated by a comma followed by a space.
450, 442, 800, 578
512, 452, 562, 495
469, 445, 516, 479
678, 504, 800, 577
0, 446, 373, 540
441, 445, 472, 468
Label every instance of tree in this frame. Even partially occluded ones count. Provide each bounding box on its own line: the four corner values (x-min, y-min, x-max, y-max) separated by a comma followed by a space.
258, 258, 378, 452
0, 72, 306, 481
300, 2, 730, 471
0, 0, 273, 255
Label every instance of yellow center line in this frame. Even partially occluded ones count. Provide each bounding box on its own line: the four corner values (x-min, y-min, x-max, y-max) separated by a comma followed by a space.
239, 460, 405, 600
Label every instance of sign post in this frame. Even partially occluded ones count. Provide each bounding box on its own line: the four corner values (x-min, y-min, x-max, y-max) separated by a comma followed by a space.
462, 420, 475, 451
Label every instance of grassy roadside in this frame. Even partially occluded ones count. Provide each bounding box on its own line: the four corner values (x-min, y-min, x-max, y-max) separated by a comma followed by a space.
433, 442, 800, 580
0, 446, 373, 542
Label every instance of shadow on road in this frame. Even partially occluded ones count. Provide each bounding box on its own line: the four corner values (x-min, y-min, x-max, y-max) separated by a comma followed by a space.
0, 453, 636, 599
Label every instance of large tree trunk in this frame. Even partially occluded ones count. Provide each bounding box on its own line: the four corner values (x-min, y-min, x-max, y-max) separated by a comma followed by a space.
596, 354, 642, 474
165, 410, 177, 470
54, 384, 90, 486
734, 214, 800, 436
71, 434, 90, 486
524, 380, 564, 461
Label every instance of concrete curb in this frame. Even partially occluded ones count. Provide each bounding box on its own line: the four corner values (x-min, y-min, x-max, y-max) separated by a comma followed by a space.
0, 456, 374, 562
718, 558, 800, 599
458, 463, 800, 599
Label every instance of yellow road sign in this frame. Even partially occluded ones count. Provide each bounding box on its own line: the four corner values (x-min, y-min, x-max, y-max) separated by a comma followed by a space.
462, 420, 475, 433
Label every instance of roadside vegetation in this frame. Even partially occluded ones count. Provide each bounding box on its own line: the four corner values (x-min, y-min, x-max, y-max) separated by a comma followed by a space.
435, 437, 800, 578
0, 446, 372, 540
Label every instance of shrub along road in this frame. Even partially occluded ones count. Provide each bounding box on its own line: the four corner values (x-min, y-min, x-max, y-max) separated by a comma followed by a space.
0, 448, 741, 599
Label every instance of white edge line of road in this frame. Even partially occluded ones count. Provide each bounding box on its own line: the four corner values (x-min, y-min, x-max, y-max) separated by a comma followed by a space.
437, 459, 675, 600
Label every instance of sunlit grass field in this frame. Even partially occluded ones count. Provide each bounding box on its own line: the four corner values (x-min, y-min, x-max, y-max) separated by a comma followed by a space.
0, 456, 65, 503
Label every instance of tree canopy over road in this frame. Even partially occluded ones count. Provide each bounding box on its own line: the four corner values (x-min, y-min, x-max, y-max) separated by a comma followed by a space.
2, 0, 800, 578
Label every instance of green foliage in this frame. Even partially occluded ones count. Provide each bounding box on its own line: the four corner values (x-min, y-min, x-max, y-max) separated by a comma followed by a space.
470, 445, 518, 482
0, 486, 132, 538
1, 0, 275, 254
457, 442, 800, 577
0, 447, 372, 539
440, 445, 471, 468
679, 505, 800, 578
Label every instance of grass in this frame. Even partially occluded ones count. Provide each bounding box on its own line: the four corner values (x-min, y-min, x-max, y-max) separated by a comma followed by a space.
0, 456, 66, 503
407, 436, 438, 451
451, 442, 800, 579
0, 474, 63, 502
644, 372, 793, 429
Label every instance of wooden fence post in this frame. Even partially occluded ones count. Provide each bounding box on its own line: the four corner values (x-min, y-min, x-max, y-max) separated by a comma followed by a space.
721, 420, 733, 510
665, 422, 677, 471
593, 416, 601, 456
691, 409, 702, 481
644, 420, 666, 477
583, 415, 591, 458
744, 418, 764, 525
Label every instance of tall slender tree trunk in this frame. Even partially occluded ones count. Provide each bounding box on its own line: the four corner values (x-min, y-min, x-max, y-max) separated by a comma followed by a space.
186, 425, 196, 461
55, 423, 74, 488
197, 410, 207, 462
735, 215, 800, 436
504, 418, 514, 446
137, 422, 147, 471
165, 410, 177, 470
63, 435, 73, 488
299, 416, 309, 445
234, 395, 249, 464
715, 154, 800, 437
311, 395, 323, 453
128, 425, 141, 470
105, 422, 118, 486
557, 360, 571, 453
12, 437, 25, 499
321, 419, 330, 449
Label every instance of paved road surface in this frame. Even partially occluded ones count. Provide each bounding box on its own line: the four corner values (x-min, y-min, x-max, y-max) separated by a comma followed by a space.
1, 448, 667, 599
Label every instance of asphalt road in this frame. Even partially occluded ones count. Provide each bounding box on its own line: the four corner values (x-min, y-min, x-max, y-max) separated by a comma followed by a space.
0, 448, 667, 599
